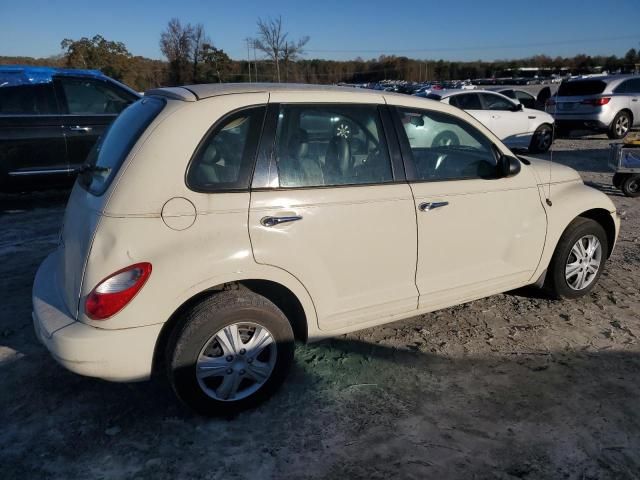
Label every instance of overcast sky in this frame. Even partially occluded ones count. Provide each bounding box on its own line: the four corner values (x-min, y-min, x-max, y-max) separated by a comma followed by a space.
1, 0, 638, 61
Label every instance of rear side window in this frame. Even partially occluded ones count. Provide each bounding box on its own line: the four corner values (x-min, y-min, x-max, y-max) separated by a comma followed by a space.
79, 97, 165, 195
0, 83, 58, 115
57, 77, 135, 114
397, 107, 498, 181
187, 106, 266, 191
558, 80, 606, 96
449, 93, 482, 110
615, 79, 640, 94
480, 93, 515, 111
274, 104, 393, 188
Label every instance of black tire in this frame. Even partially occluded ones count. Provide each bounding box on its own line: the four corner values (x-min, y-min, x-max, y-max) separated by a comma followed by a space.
607, 111, 632, 139
612, 172, 627, 189
544, 217, 608, 299
621, 174, 640, 197
166, 290, 295, 416
529, 124, 553, 153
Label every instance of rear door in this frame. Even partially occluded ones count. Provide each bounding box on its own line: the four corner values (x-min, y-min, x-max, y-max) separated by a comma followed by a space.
624, 79, 640, 126
392, 106, 546, 310
0, 81, 68, 188
249, 100, 418, 331
54, 75, 137, 170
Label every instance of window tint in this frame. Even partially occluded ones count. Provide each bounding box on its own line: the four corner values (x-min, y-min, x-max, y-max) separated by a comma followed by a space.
480, 93, 515, 111
274, 104, 393, 187
0, 83, 58, 115
624, 78, 640, 94
500, 89, 516, 99
80, 97, 165, 195
558, 80, 606, 96
449, 93, 481, 110
398, 108, 498, 181
187, 106, 266, 191
58, 77, 134, 114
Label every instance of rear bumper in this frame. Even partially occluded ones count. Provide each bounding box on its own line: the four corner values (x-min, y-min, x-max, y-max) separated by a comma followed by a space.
553, 113, 612, 130
32, 251, 162, 382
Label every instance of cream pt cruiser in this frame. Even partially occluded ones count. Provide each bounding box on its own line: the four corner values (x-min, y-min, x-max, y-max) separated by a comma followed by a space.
33, 84, 620, 415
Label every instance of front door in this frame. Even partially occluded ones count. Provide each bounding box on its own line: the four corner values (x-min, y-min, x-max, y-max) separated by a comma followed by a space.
249, 102, 418, 331
478, 92, 531, 148
393, 106, 546, 310
54, 76, 136, 170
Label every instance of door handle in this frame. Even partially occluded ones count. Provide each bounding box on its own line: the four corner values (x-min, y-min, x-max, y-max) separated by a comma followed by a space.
260, 215, 303, 227
68, 126, 93, 133
419, 201, 449, 212
632, 98, 638, 102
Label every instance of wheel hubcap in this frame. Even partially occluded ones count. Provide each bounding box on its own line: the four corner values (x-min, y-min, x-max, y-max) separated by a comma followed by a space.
537, 129, 552, 149
627, 178, 639, 193
565, 235, 602, 291
196, 322, 277, 402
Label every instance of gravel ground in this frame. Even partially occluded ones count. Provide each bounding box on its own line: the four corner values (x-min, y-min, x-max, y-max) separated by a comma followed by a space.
1, 133, 639, 479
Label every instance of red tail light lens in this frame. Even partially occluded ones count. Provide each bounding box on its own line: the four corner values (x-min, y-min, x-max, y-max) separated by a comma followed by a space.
581, 97, 611, 106
85, 263, 152, 320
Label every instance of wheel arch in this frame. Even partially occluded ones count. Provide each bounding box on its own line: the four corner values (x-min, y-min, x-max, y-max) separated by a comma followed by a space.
151, 278, 311, 377
577, 208, 616, 258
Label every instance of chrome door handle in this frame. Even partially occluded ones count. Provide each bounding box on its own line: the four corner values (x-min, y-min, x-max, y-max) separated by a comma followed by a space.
260, 215, 303, 227
68, 126, 93, 133
632, 98, 638, 102
419, 201, 449, 212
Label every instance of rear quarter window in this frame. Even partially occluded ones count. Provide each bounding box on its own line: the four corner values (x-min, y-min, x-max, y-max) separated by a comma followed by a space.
79, 96, 165, 195
558, 80, 606, 96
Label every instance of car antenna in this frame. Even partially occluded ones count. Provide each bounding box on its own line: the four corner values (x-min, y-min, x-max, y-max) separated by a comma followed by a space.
546, 84, 557, 207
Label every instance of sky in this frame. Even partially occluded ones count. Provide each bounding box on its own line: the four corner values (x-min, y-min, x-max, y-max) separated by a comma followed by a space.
1, 0, 639, 62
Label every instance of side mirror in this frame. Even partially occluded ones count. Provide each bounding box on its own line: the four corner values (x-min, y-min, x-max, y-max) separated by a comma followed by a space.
501, 155, 521, 178
513, 102, 523, 112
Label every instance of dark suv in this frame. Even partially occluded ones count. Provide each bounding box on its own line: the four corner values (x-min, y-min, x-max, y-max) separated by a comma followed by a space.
0, 65, 139, 192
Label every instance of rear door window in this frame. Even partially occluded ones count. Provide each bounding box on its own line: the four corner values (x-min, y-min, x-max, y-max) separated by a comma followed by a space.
57, 77, 135, 114
449, 93, 482, 110
0, 83, 58, 115
558, 80, 606, 96
273, 104, 393, 187
79, 96, 165, 195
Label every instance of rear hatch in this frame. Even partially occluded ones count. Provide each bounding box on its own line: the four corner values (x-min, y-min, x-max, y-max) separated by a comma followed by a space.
553, 79, 608, 114
58, 97, 166, 318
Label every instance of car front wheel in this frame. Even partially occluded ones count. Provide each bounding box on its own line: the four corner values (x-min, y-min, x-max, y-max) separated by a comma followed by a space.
529, 124, 553, 153
545, 217, 608, 299
166, 290, 295, 415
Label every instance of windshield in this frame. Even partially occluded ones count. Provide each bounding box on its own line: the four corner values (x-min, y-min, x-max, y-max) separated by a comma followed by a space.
79, 96, 165, 195
558, 80, 606, 97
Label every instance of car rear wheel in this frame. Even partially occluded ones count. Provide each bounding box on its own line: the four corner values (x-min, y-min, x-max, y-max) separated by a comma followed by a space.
621, 174, 640, 197
529, 124, 553, 153
607, 111, 631, 139
166, 290, 295, 415
545, 217, 608, 299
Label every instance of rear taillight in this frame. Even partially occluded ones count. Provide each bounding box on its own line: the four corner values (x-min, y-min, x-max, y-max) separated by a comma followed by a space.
85, 263, 152, 320
581, 97, 611, 106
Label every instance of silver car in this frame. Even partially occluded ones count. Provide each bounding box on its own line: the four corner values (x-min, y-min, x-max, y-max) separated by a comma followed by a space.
550, 75, 640, 139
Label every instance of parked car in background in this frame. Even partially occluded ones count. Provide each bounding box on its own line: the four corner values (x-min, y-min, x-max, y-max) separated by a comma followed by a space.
423, 89, 555, 152
33, 83, 618, 415
0, 65, 140, 192
549, 75, 640, 139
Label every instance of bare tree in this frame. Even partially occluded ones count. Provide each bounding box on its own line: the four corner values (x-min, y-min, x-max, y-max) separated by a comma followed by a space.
252, 16, 309, 82
159, 18, 193, 85
190, 23, 207, 83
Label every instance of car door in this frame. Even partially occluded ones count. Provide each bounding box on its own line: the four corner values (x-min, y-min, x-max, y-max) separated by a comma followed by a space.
249, 100, 418, 331
626, 79, 640, 126
0, 81, 69, 190
514, 90, 537, 109
391, 105, 546, 310
478, 92, 531, 148
54, 75, 137, 170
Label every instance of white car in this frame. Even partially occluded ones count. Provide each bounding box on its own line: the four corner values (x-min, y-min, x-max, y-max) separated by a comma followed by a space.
32, 84, 619, 415
424, 89, 555, 153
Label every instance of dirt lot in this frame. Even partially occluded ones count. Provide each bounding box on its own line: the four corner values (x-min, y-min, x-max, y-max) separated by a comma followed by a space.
1, 133, 639, 479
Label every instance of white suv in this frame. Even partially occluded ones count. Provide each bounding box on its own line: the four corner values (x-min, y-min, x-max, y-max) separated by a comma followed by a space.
33, 84, 620, 415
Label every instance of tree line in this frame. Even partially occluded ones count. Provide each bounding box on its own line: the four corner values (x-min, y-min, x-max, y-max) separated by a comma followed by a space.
1, 16, 638, 91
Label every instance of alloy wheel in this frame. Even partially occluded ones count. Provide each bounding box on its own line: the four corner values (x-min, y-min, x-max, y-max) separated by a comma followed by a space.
565, 234, 602, 290
615, 115, 630, 137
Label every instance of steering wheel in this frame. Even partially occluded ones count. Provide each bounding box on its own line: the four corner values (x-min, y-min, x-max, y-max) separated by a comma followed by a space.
431, 130, 460, 148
